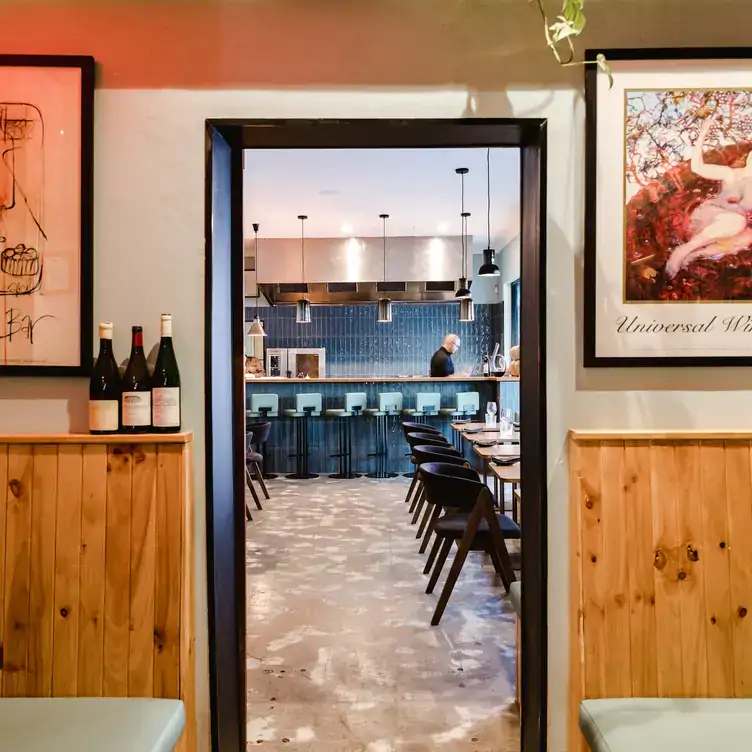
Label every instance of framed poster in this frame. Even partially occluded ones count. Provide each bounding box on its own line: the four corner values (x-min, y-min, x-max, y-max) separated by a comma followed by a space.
0, 55, 94, 376
584, 48, 752, 367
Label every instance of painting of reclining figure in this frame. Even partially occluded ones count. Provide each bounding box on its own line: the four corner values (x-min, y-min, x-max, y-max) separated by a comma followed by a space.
0, 57, 93, 374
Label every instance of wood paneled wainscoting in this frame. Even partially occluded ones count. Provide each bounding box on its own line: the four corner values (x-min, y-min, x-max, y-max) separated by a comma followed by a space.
0, 433, 195, 751
569, 430, 752, 751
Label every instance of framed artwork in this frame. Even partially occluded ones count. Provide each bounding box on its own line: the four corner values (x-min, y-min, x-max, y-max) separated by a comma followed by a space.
0, 55, 94, 376
584, 48, 752, 367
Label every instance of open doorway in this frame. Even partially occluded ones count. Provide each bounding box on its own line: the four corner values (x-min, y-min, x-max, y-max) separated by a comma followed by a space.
205, 120, 547, 752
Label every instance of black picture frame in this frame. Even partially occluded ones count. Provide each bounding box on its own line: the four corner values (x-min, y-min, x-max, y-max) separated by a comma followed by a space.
0, 54, 95, 377
584, 47, 752, 367
205, 118, 548, 752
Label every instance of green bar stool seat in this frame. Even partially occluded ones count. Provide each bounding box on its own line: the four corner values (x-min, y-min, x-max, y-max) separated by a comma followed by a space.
284, 393, 322, 480
403, 391, 442, 424
324, 391, 366, 479
365, 392, 402, 478
247, 394, 280, 478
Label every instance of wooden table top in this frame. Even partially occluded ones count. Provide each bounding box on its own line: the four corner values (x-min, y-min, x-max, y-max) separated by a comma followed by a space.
451, 421, 501, 431
462, 430, 520, 444
473, 444, 521, 459
489, 461, 521, 483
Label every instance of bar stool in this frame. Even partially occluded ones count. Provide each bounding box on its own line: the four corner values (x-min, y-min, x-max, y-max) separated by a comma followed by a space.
247, 394, 280, 479
440, 391, 480, 450
365, 392, 402, 478
325, 391, 366, 479
403, 392, 442, 425
284, 393, 322, 480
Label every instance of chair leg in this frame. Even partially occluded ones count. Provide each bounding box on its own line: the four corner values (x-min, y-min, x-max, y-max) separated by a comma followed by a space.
431, 501, 484, 626
424, 535, 443, 575
426, 538, 453, 594
419, 505, 442, 554
253, 462, 270, 500
408, 482, 424, 515
246, 466, 263, 510
245, 503, 253, 522
411, 490, 426, 525
404, 471, 418, 504
481, 489, 516, 592
416, 501, 434, 540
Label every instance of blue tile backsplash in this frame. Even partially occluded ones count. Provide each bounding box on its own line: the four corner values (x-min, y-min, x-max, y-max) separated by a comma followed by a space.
245, 302, 503, 377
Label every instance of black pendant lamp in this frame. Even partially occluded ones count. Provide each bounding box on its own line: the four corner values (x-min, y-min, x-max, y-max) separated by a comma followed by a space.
454, 167, 472, 299
248, 222, 267, 337
296, 214, 312, 324
377, 213, 393, 323
478, 148, 500, 277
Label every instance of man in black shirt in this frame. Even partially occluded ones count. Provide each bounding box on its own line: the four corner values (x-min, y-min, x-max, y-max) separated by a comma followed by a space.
430, 334, 460, 377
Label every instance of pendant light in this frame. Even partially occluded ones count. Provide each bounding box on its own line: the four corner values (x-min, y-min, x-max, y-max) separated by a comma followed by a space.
377, 213, 393, 323
459, 297, 475, 322
454, 167, 471, 299
478, 148, 500, 277
296, 214, 312, 324
247, 222, 267, 337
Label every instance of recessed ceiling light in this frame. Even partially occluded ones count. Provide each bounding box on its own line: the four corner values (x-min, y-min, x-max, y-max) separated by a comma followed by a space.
437, 222, 449, 234
341, 224, 354, 235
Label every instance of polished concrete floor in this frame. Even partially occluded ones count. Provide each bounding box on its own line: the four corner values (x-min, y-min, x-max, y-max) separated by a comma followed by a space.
245, 476, 519, 752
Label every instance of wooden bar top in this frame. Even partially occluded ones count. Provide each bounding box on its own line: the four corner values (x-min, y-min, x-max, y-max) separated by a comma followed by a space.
245, 376, 519, 383
0, 432, 193, 445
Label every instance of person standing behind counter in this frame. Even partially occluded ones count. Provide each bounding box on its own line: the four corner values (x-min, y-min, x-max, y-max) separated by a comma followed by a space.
430, 334, 461, 377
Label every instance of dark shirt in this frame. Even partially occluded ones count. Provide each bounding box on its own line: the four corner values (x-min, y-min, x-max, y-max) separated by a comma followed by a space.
430, 347, 455, 377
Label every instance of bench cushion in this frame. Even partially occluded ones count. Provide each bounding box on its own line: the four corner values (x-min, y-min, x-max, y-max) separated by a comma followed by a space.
580, 699, 752, 752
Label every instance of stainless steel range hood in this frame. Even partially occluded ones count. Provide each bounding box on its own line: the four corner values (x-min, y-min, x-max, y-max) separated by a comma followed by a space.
258, 280, 463, 306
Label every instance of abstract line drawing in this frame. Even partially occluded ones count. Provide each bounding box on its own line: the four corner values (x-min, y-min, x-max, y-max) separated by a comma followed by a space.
0, 101, 45, 298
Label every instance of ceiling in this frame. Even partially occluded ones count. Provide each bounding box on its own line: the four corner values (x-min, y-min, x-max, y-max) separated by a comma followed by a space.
243, 147, 520, 250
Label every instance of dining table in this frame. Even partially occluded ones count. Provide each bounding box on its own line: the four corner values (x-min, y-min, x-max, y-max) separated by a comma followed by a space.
489, 460, 521, 522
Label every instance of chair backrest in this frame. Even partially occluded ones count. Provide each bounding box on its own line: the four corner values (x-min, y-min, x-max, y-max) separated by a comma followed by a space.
406, 432, 449, 450
456, 391, 480, 414
420, 463, 487, 510
295, 393, 322, 416
250, 393, 279, 418
345, 391, 367, 414
413, 446, 465, 467
401, 421, 441, 438
246, 421, 271, 444
379, 392, 403, 414
423, 444, 462, 458
416, 392, 441, 415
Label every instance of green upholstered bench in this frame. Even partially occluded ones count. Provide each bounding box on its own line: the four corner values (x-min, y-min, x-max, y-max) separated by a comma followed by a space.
580, 698, 752, 752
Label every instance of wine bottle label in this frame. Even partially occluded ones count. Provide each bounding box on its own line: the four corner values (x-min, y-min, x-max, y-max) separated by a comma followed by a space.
122, 392, 151, 426
89, 400, 118, 432
153, 387, 180, 427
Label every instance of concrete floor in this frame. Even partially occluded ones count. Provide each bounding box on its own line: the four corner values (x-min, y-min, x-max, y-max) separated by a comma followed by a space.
245, 476, 520, 751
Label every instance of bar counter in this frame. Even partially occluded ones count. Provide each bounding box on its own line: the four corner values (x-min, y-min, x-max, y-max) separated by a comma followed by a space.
245, 376, 510, 475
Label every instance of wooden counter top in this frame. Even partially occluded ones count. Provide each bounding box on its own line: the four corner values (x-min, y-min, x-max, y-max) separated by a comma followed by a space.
245, 376, 518, 383
0, 432, 193, 445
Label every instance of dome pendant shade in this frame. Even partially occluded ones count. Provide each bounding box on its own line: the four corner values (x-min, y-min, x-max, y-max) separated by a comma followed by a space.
478, 247, 500, 277
459, 297, 475, 322
377, 298, 393, 323
455, 277, 471, 298
296, 298, 312, 324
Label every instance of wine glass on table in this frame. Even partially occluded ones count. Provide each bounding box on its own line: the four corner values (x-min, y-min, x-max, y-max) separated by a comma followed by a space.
485, 401, 497, 428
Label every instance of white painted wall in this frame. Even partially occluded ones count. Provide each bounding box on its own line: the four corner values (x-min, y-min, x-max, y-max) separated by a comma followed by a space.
3, 80, 743, 751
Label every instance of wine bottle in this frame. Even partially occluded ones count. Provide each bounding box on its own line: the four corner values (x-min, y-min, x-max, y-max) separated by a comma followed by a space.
151, 314, 181, 433
89, 322, 121, 435
121, 325, 152, 434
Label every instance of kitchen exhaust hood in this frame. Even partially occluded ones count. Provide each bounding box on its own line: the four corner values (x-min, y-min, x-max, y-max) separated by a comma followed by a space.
258, 280, 461, 305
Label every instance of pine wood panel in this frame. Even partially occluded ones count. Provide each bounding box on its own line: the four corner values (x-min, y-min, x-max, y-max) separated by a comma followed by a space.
0, 437, 194, 751
569, 434, 752, 749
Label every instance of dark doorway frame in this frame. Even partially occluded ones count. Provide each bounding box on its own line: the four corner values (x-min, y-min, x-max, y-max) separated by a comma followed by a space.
205, 118, 548, 752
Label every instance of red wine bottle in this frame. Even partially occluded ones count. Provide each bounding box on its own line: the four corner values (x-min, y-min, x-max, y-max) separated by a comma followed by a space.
121, 325, 151, 434
151, 314, 181, 433
89, 322, 121, 435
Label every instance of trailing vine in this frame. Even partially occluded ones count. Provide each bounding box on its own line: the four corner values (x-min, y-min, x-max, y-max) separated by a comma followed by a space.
531, 0, 612, 86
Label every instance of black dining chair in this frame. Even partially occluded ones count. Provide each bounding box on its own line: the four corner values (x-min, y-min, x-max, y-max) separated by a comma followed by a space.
402, 431, 452, 506
402, 421, 442, 437
245, 431, 270, 522
409, 445, 466, 526
419, 462, 520, 626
